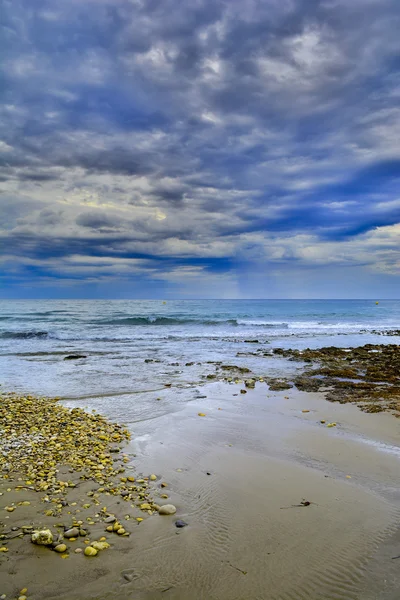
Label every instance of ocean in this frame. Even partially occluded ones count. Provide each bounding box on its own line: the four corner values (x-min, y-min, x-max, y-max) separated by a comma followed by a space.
1, 299, 399, 423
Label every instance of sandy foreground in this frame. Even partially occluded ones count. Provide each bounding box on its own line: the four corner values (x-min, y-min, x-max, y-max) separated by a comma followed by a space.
1, 382, 400, 600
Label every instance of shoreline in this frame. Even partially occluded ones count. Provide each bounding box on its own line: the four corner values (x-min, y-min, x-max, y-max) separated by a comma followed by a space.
1, 345, 400, 599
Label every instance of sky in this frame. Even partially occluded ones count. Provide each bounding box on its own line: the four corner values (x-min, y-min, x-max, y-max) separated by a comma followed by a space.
1, 0, 400, 299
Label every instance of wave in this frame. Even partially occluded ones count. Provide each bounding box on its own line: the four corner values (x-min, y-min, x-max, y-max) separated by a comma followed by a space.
0, 330, 54, 339
236, 320, 289, 327
92, 316, 239, 326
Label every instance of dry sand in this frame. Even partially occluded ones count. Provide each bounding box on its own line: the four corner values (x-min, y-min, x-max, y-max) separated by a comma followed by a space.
1, 382, 400, 600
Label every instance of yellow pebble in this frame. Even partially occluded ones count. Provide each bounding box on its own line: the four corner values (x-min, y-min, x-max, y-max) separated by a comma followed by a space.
54, 544, 67, 553
136, 517, 143, 522
20, 589, 28, 595
84, 546, 98, 556
106, 526, 113, 532
150, 474, 157, 481
198, 413, 206, 417
0, 547, 8, 552
127, 476, 135, 482
18, 597, 27, 600
117, 528, 126, 535
99, 536, 106, 541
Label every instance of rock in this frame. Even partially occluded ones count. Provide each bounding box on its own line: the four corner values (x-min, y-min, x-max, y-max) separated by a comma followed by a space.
245, 379, 255, 388
104, 515, 116, 523
116, 528, 126, 535
240, 389, 247, 394
158, 504, 177, 515
64, 527, 80, 538
91, 541, 110, 550
150, 474, 157, 481
175, 520, 188, 528
54, 544, 67, 553
84, 546, 98, 556
63, 355, 87, 360
31, 529, 53, 546
75, 548, 83, 553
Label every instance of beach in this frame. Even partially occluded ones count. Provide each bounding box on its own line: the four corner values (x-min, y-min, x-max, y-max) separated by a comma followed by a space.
1, 380, 400, 600
1, 300, 400, 599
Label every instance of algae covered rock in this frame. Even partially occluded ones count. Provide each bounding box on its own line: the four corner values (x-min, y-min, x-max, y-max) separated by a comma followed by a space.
31, 529, 53, 546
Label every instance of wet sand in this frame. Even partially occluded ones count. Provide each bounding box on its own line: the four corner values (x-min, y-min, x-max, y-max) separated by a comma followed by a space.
1, 383, 400, 599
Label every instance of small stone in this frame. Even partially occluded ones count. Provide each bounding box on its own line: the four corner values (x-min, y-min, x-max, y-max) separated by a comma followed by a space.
54, 544, 67, 553
84, 546, 98, 556
116, 528, 126, 535
64, 527, 80, 538
149, 474, 157, 481
240, 389, 247, 394
91, 541, 110, 550
75, 548, 83, 553
158, 504, 177, 515
175, 520, 188, 528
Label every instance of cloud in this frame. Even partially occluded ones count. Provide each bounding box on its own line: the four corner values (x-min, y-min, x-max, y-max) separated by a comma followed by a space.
1, 0, 400, 297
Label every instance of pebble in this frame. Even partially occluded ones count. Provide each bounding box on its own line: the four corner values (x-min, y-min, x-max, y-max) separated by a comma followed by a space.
64, 527, 80, 538
150, 474, 157, 481
75, 548, 83, 553
175, 520, 188, 528
84, 546, 98, 556
104, 515, 117, 523
54, 544, 67, 553
92, 541, 110, 550
158, 504, 177, 515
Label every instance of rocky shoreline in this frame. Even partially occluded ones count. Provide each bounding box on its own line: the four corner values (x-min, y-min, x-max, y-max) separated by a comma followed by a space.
271, 343, 400, 416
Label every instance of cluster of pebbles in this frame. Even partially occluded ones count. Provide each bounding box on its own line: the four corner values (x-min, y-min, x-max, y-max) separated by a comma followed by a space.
0, 391, 176, 562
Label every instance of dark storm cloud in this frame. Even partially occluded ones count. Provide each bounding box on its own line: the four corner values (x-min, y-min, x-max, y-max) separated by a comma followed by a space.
1, 0, 400, 296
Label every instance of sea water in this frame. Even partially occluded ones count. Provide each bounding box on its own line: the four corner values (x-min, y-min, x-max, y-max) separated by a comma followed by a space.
0, 299, 399, 422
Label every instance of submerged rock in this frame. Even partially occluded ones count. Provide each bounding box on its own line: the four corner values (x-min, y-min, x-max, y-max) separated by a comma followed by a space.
63, 354, 87, 360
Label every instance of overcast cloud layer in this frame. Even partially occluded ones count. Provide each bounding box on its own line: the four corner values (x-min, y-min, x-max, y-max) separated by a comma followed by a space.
1, 0, 400, 298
